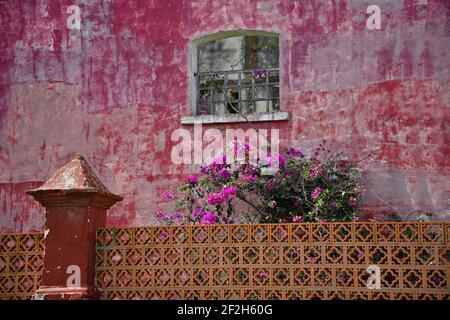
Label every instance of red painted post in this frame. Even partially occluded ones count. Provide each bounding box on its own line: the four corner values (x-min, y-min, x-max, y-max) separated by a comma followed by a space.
26, 155, 122, 300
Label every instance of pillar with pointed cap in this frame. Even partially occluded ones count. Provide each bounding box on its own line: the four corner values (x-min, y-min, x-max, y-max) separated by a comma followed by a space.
27, 155, 122, 300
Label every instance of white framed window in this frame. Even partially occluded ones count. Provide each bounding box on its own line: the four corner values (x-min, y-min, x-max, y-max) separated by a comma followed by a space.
182, 30, 288, 124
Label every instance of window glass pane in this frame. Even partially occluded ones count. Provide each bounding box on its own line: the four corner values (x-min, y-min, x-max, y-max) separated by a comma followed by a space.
196, 33, 279, 115
198, 37, 245, 73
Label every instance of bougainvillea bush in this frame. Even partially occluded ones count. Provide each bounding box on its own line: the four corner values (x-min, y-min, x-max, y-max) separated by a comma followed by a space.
156, 140, 367, 225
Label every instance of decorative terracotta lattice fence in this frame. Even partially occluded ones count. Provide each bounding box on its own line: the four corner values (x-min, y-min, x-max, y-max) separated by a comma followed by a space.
95, 222, 449, 300
0, 232, 44, 300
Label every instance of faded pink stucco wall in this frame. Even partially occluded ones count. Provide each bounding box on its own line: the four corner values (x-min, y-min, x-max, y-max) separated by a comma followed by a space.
0, 0, 449, 233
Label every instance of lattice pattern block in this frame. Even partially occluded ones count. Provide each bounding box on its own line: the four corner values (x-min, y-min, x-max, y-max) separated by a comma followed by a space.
95, 223, 449, 300
0, 233, 44, 300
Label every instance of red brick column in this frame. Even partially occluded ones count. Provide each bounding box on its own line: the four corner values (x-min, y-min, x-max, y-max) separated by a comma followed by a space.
27, 155, 122, 300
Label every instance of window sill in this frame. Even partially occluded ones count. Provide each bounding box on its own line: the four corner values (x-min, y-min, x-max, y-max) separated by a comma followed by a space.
180, 111, 289, 125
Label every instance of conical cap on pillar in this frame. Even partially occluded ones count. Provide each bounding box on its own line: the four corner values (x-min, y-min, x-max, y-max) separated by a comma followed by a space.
27, 154, 122, 207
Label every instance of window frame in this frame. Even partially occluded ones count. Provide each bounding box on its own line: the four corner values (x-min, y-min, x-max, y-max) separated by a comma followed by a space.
183, 29, 288, 124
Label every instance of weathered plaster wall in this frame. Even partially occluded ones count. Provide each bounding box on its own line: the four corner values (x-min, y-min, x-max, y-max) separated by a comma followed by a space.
0, 0, 448, 232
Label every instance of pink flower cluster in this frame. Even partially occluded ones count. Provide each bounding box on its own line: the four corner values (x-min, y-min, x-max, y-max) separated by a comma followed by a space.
201, 153, 228, 176
267, 153, 286, 168
159, 191, 174, 201
206, 193, 223, 206
312, 187, 325, 200
207, 186, 238, 206
156, 211, 182, 223
219, 169, 231, 180
156, 141, 367, 226
192, 209, 219, 225
201, 213, 218, 225
288, 147, 303, 157
310, 167, 325, 178
186, 175, 198, 185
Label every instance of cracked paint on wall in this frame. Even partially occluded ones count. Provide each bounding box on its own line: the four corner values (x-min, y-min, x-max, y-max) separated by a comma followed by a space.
0, 0, 449, 232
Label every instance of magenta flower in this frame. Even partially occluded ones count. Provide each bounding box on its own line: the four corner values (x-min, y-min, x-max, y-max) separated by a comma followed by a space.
268, 153, 286, 168
168, 212, 182, 221
156, 210, 166, 219
192, 209, 204, 218
264, 179, 279, 191
207, 192, 224, 205
233, 137, 239, 156
186, 175, 198, 185
340, 274, 350, 282
288, 147, 302, 157
317, 167, 325, 175
310, 171, 316, 178
252, 69, 267, 79
219, 169, 231, 180
210, 153, 227, 167
279, 154, 286, 167
200, 213, 217, 225
258, 272, 268, 280
159, 232, 168, 239
312, 187, 324, 200
306, 257, 317, 264
352, 216, 359, 222
268, 200, 277, 208
206, 186, 238, 206
160, 192, 174, 201
292, 216, 303, 223
221, 186, 238, 200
